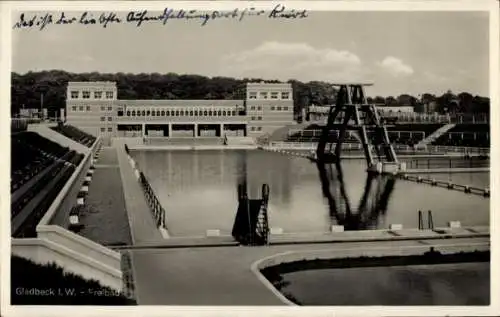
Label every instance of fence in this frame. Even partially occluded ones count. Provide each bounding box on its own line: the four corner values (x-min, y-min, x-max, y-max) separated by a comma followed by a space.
287, 129, 426, 139
127, 145, 167, 229
266, 141, 489, 155
306, 111, 489, 125
399, 174, 490, 198
139, 172, 167, 229
404, 157, 489, 169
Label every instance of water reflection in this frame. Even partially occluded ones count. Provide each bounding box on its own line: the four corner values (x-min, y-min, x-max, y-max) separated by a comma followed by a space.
316, 162, 396, 230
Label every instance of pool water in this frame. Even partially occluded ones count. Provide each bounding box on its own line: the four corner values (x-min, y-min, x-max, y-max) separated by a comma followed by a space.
279, 262, 490, 305
131, 150, 489, 236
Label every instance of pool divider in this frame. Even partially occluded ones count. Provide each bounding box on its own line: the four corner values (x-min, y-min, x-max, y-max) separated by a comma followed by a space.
124, 145, 169, 238
398, 174, 490, 197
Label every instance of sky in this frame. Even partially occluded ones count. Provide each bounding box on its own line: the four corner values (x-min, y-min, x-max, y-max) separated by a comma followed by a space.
11, 9, 490, 97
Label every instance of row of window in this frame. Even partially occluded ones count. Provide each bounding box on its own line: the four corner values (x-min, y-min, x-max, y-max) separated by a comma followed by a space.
119, 109, 240, 117
248, 91, 290, 100
100, 127, 113, 132
70, 91, 114, 99
251, 116, 263, 121
250, 126, 263, 131
248, 105, 290, 111
100, 117, 113, 122
71, 105, 113, 111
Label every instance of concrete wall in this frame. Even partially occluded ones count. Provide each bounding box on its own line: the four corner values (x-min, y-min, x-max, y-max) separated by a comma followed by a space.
11, 237, 122, 291
37, 225, 121, 271
28, 124, 90, 155
41, 137, 101, 228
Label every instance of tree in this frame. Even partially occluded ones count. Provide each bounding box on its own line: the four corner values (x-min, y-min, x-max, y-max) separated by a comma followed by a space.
385, 96, 398, 107
457, 92, 473, 113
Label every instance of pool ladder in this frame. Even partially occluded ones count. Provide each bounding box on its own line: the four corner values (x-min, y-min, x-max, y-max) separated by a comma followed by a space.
418, 210, 434, 230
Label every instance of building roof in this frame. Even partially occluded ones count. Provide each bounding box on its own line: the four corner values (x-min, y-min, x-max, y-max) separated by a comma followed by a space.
67, 81, 117, 87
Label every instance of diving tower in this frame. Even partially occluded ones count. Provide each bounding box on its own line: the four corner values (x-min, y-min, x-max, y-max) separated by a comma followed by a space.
315, 83, 406, 175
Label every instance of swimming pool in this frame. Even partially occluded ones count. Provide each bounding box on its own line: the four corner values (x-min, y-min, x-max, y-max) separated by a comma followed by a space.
131, 150, 489, 236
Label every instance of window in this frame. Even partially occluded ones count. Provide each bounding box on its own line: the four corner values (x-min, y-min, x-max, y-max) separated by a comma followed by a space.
147, 110, 151, 116
108, 106, 112, 111
94, 91, 102, 99
151, 110, 155, 116
161, 110, 165, 116
249, 92, 257, 99
251, 127, 255, 131
257, 106, 262, 111
156, 110, 161, 116
72, 106, 77, 111
209, 110, 213, 116
222, 111, 226, 116
270, 92, 278, 99
258, 116, 262, 120
204, 110, 208, 116
166, 110, 170, 116
250, 106, 255, 110
180, 110, 184, 116
257, 127, 262, 131
107, 117, 112, 121
142, 110, 145, 116
131, 110, 136, 116
194, 110, 198, 116
284, 106, 288, 111
175, 110, 180, 116
100, 117, 105, 121
281, 92, 290, 99
106, 91, 113, 99
108, 127, 112, 132
127, 111, 131, 116
271, 106, 275, 111
79, 106, 84, 111
137, 111, 141, 117
251, 116, 256, 120
277, 106, 282, 111
232, 111, 236, 116
101, 127, 105, 132
71, 91, 79, 99
260, 92, 268, 99
101, 106, 106, 111
218, 110, 222, 116
190, 110, 194, 116
86, 106, 90, 111
82, 91, 90, 99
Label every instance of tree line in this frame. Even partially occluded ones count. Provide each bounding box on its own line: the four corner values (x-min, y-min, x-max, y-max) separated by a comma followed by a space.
11, 70, 490, 116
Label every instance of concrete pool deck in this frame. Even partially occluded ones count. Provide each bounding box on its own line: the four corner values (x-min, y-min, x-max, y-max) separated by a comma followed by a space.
110, 226, 489, 250
77, 147, 133, 246
129, 237, 490, 305
115, 140, 164, 245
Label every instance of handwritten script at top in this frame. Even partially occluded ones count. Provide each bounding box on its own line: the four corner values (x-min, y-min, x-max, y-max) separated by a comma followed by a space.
12, 5, 308, 30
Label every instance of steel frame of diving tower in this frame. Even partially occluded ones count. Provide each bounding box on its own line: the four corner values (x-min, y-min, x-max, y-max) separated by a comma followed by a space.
316, 83, 405, 174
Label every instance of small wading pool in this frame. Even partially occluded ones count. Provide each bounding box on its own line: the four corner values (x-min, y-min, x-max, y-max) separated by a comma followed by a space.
261, 251, 490, 306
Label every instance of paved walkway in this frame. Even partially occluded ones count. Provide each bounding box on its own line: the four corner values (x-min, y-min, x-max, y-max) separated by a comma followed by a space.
130, 237, 489, 305
115, 140, 163, 245
78, 147, 132, 246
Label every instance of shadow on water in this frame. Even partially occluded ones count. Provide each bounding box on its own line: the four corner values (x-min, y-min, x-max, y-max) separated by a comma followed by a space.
316, 161, 396, 230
